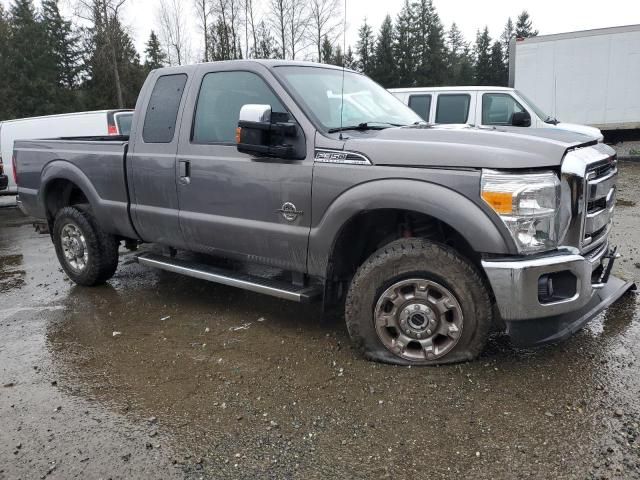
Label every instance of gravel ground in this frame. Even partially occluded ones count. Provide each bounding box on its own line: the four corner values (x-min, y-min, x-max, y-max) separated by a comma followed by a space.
1, 162, 639, 479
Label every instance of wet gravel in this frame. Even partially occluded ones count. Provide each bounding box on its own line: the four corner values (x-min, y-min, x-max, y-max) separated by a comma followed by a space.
1, 162, 639, 479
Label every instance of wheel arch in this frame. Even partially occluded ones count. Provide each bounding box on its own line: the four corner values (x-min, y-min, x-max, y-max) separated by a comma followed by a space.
308, 178, 515, 286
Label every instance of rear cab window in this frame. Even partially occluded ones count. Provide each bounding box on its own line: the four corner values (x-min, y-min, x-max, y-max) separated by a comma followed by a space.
143, 74, 188, 143
435, 94, 471, 124
408, 94, 432, 121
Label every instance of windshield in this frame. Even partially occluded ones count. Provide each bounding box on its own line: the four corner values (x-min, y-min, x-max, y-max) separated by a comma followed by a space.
275, 66, 423, 131
515, 90, 553, 122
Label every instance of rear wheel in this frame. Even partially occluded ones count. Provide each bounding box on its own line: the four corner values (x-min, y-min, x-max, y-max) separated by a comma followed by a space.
52, 206, 119, 286
345, 238, 492, 365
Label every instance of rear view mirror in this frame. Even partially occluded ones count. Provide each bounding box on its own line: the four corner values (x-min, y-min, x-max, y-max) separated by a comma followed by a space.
511, 111, 532, 127
236, 104, 298, 159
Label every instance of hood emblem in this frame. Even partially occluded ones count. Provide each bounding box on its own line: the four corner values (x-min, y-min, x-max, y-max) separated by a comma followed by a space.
277, 202, 303, 222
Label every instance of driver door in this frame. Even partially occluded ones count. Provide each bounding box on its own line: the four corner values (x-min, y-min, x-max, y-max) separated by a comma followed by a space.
175, 67, 313, 272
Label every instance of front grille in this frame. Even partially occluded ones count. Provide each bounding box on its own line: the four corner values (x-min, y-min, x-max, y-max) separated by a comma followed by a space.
582, 158, 617, 252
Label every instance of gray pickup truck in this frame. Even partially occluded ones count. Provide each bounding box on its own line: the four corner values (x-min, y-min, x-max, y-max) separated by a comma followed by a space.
14, 60, 635, 365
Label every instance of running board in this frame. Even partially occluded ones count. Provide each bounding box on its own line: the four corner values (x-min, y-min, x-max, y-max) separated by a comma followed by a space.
136, 253, 322, 303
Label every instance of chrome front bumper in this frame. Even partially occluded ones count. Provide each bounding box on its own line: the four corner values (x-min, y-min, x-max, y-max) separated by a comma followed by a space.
482, 245, 635, 346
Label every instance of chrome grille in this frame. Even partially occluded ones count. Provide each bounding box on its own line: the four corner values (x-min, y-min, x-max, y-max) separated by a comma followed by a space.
583, 160, 617, 251
560, 143, 618, 254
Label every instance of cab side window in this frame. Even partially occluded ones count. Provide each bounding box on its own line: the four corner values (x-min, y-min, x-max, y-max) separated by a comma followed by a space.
435, 94, 471, 124
192, 71, 287, 144
482, 93, 525, 126
408, 94, 431, 121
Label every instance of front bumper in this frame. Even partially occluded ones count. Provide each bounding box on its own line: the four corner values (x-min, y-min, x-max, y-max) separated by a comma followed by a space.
482, 246, 636, 346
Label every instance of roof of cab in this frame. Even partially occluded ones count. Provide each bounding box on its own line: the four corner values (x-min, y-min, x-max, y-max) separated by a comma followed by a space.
153, 59, 358, 75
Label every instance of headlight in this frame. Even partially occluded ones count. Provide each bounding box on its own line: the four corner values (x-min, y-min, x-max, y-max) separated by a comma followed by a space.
481, 170, 561, 254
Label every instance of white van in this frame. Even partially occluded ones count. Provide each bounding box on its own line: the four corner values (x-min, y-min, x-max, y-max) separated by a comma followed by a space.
0, 109, 133, 194
389, 86, 604, 142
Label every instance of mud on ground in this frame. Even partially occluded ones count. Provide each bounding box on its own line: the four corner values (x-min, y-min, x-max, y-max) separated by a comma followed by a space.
1, 163, 639, 479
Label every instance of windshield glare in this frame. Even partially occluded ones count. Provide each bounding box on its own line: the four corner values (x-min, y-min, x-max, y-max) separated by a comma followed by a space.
275, 66, 423, 131
515, 90, 551, 121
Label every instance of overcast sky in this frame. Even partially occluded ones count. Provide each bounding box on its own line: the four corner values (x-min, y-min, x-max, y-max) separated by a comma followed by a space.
3, 0, 640, 61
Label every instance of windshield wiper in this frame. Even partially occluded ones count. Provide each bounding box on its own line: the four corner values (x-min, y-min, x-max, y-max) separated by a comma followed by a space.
328, 122, 405, 133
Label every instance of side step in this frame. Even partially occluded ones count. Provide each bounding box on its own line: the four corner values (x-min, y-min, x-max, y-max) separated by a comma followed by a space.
136, 253, 322, 303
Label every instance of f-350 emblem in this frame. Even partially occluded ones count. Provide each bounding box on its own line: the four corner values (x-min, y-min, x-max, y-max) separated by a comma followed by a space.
277, 202, 303, 222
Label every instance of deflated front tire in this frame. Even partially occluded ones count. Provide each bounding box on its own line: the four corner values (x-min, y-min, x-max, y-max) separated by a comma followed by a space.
345, 238, 492, 365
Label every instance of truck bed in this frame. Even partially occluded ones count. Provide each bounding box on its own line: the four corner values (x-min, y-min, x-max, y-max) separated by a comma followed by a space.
14, 137, 137, 240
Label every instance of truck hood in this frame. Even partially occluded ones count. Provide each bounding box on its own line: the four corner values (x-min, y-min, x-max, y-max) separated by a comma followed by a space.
342, 125, 597, 169
553, 122, 604, 142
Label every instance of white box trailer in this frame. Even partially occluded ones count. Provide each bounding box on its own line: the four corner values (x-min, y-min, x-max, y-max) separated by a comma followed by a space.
509, 24, 640, 131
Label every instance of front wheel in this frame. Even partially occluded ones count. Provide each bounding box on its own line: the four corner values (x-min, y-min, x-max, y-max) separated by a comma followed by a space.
52, 206, 119, 286
345, 238, 492, 365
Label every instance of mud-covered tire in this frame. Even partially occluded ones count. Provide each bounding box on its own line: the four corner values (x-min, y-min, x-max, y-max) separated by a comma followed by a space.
52, 206, 119, 286
345, 238, 492, 365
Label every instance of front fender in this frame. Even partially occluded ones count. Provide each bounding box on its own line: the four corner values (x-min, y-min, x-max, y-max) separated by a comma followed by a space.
307, 179, 516, 277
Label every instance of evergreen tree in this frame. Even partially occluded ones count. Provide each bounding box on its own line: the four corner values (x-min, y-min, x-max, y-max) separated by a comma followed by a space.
371, 14, 396, 87
488, 40, 506, 85
447, 22, 473, 85
355, 18, 375, 75
412, 0, 447, 86
393, 0, 416, 87
330, 44, 343, 67
42, 0, 79, 90
343, 45, 356, 70
473, 27, 492, 85
6, 0, 58, 116
144, 30, 166, 70
252, 20, 274, 59
500, 17, 514, 83
83, 13, 145, 109
515, 10, 538, 38
0, 4, 13, 119
320, 35, 333, 63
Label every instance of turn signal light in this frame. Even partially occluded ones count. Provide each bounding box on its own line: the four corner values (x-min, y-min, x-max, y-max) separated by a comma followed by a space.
235, 127, 242, 144
481, 191, 513, 215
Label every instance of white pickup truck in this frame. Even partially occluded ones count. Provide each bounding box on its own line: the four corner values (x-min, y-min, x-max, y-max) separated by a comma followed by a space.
389, 86, 604, 142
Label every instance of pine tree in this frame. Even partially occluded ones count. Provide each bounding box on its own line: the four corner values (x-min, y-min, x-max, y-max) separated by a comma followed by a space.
331, 44, 343, 67
344, 45, 356, 70
412, 0, 447, 86
447, 22, 470, 85
7, 0, 58, 116
144, 30, 166, 70
253, 20, 274, 59
515, 10, 538, 38
394, 0, 416, 87
500, 17, 514, 83
0, 4, 13, 119
355, 18, 375, 75
371, 14, 396, 87
41, 0, 81, 112
473, 27, 492, 86
488, 40, 506, 85
321, 35, 333, 63
83, 13, 145, 109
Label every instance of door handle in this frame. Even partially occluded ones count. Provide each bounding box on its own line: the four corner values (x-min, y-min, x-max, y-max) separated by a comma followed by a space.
179, 160, 190, 183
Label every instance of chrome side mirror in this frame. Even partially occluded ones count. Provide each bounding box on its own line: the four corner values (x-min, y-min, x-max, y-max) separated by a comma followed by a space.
239, 104, 272, 123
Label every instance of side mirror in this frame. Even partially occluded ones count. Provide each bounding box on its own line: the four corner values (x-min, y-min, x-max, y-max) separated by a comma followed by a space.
236, 104, 298, 159
511, 111, 532, 127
